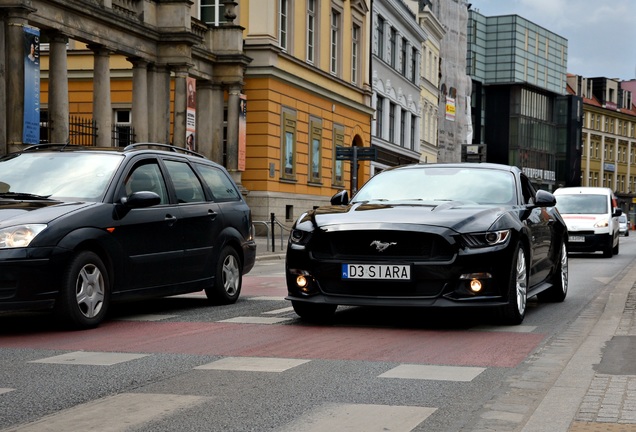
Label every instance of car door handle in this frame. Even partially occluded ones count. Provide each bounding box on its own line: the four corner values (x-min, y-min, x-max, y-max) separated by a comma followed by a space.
208, 209, 218, 221
165, 214, 178, 226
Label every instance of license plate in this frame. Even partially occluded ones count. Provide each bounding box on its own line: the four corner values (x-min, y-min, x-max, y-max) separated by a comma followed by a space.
569, 235, 585, 242
342, 264, 411, 280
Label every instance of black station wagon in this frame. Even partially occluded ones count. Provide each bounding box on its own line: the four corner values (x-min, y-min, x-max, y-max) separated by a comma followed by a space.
0, 143, 256, 328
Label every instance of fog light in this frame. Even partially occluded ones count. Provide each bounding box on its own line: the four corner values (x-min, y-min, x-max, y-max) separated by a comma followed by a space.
296, 275, 308, 289
469, 279, 482, 293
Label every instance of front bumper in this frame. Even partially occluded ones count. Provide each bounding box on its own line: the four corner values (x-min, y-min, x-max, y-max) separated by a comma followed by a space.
285, 242, 516, 308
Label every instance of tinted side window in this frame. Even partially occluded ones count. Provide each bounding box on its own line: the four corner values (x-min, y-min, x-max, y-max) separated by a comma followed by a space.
164, 160, 205, 203
520, 175, 536, 205
196, 164, 241, 202
124, 162, 168, 204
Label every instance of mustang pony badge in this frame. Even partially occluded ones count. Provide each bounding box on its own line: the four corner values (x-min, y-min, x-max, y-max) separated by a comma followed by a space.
370, 240, 396, 252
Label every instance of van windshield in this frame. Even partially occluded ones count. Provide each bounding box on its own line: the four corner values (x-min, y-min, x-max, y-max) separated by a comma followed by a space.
555, 194, 608, 215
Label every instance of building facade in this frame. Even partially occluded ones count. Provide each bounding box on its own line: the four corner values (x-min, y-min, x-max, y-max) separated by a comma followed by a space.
406, 0, 444, 164
371, 0, 426, 175
467, 9, 578, 190
239, 0, 374, 224
568, 75, 636, 217
1, 0, 249, 192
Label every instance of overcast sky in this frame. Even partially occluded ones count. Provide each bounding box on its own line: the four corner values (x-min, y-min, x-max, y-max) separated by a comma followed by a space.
469, 0, 636, 81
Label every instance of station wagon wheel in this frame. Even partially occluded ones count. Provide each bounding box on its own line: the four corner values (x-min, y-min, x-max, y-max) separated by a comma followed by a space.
538, 240, 568, 302
499, 244, 527, 325
206, 246, 242, 304
292, 301, 337, 322
55, 251, 109, 329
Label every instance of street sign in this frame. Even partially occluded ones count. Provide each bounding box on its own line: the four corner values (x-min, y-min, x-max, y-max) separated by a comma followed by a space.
336, 146, 377, 161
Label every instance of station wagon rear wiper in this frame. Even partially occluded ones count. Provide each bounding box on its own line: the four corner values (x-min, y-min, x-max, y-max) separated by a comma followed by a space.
0, 192, 52, 200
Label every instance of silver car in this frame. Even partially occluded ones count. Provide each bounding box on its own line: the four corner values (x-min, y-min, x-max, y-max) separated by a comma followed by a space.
619, 214, 630, 236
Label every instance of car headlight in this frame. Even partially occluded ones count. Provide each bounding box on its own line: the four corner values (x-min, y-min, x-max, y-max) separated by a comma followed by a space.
289, 228, 312, 246
0, 224, 47, 248
461, 229, 511, 248
594, 218, 609, 228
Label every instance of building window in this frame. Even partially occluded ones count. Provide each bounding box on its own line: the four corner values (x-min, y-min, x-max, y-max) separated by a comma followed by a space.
351, 23, 360, 84
201, 0, 227, 26
377, 16, 385, 59
330, 9, 341, 75
333, 125, 345, 187
307, 0, 316, 63
410, 47, 417, 82
400, 109, 406, 146
281, 109, 297, 180
410, 113, 416, 150
389, 102, 396, 142
114, 109, 133, 147
400, 38, 407, 76
280, 0, 289, 51
389, 28, 397, 68
309, 119, 322, 183
376, 96, 384, 138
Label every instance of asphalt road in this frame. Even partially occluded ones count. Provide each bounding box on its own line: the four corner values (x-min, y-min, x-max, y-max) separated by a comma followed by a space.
1, 236, 634, 431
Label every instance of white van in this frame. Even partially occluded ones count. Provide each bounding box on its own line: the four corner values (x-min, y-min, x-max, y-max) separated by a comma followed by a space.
553, 186, 621, 257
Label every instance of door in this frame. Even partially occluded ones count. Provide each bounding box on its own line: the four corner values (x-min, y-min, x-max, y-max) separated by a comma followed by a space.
112, 159, 186, 290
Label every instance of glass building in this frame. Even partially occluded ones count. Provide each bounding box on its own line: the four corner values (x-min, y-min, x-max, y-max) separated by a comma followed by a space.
466, 10, 581, 190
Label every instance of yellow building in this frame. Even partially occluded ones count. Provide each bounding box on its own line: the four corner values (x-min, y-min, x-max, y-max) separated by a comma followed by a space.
33, 0, 373, 227
568, 75, 636, 217
239, 0, 374, 224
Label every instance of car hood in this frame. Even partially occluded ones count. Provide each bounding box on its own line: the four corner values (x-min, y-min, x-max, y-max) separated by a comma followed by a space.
304, 201, 511, 233
0, 200, 96, 227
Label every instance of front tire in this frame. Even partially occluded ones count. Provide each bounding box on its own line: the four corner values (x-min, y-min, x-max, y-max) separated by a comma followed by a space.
205, 246, 242, 304
499, 244, 528, 325
55, 251, 109, 329
538, 241, 568, 302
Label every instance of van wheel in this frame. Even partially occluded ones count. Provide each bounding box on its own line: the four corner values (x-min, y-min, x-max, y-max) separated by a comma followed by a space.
603, 243, 613, 258
613, 237, 619, 255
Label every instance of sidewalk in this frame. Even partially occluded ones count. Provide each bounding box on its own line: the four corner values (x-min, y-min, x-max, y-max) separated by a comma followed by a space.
254, 235, 286, 261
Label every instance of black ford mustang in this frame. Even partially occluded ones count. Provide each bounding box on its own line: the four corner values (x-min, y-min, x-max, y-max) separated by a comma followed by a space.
285, 163, 568, 324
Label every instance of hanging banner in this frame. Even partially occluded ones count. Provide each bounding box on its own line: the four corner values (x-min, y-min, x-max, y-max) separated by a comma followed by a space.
445, 96, 456, 122
23, 26, 40, 144
186, 77, 196, 151
238, 94, 247, 171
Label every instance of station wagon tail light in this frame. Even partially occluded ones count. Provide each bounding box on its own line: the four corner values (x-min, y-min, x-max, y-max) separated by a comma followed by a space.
0, 224, 47, 248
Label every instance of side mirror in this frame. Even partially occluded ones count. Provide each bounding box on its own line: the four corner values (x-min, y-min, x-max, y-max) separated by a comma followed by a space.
120, 191, 161, 208
613, 208, 623, 217
534, 189, 556, 207
330, 190, 349, 205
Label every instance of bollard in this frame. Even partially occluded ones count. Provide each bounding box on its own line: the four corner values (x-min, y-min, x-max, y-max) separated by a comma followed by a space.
270, 212, 275, 252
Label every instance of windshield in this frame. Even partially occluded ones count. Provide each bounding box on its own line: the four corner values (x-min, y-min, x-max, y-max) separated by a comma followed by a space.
352, 166, 517, 205
0, 152, 122, 201
555, 194, 608, 215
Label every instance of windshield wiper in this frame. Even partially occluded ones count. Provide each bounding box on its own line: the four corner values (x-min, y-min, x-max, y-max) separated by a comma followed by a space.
0, 192, 52, 200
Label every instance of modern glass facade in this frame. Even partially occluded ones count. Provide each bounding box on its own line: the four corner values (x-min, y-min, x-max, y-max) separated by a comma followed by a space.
467, 10, 577, 190
467, 12, 567, 94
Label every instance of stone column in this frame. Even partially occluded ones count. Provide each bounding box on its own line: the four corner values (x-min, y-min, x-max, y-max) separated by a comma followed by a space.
5, 12, 29, 150
89, 45, 112, 147
48, 32, 69, 144
226, 84, 242, 186
172, 66, 188, 147
584, 132, 591, 186
129, 58, 149, 143
195, 80, 214, 159
210, 84, 225, 164
152, 65, 171, 144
